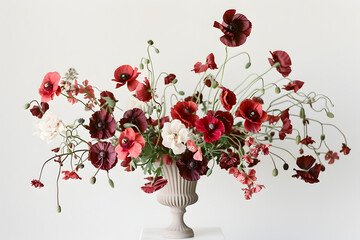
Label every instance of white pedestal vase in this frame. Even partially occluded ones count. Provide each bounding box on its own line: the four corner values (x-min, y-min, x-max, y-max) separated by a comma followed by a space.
157, 163, 198, 239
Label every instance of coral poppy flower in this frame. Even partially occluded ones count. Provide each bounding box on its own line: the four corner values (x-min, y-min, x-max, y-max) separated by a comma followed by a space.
340, 143, 351, 155
164, 74, 176, 85
219, 87, 237, 111
141, 176, 168, 194
62, 171, 82, 180
135, 78, 152, 102
325, 151, 339, 164
88, 110, 117, 139
115, 128, 145, 160
99, 91, 117, 113
113, 65, 140, 91
170, 101, 199, 128
120, 108, 148, 133
195, 116, 225, 143
268, 51, 292, 77
192, 53, 218, 73
31, 179, 44, 188
283, 80, 304, 93
207, 110, 234, 135
30, 102, 49, 119
220, 149, 240, 170
213, 9, 252, 47
89, 142, 118, 171
39, 72, 62, 103
300, 136, 315, 145
186, 140, 202, 161
176, 152, 208, 181
292, 155, 321, 184
235, 99, 268, 133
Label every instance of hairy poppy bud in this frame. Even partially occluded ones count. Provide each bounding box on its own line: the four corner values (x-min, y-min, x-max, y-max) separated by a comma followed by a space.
275, 87, 281, 94
272, 168, 278, 176
144, 59, 150, 64
320, 134, 325, 141
296, 135, 301, 145
245, 62, 251, 69
154, 48, 160, 54
90, 176, 96, 184
78, 118, 85, 124
108, 179, 114, 188
147, 40, 154, 45
139, 63, 144, 70
300, 108, 305, 119
327, 112, 334, 118
178, 91, 185, 96
56, 205, 61, 213
171, 79, 178, 84
24, 103, 30, 109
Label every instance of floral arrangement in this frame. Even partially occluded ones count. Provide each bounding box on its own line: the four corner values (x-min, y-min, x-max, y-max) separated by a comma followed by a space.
26, 9, 350, 212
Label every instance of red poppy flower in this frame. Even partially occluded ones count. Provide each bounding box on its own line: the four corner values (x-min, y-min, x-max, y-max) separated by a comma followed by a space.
113, 65, 140, 91
251, 96, 264, 105
62, 171, 82, 180
30, 102, 49, 119
220, 149, 240, 170
141, 176, 168, 194
89, 142, 118, 171
135, 78, 152, 102
267, 114, 280, 125
115, 128, 145, 160
120, 157, 134, 172
279, 109, 292, 140
213, 9, 252, 47
158, 154, 173, 165
120, 108, 148, 133
292, 155, 321, 184
164, 74, 176, 85
184, 92, 203, 104
283, 80, 304, 93
340, 143, 351, 155
192, 53, 218, 73
31, 179, 44, 188
39, 72, 62, 103
195, 116, 225, 143
325, 151, 339, 164
300, 136, 315, 145
170, 101, 199, 128
268, 51, 292, 77
99, 91, 117, 113
207, 110, 234, 135
149, 116, 170, 129
87, 110, 117, 139
235, 99, 268, 133
219, 87, 237, 111
176, 152, 209, 181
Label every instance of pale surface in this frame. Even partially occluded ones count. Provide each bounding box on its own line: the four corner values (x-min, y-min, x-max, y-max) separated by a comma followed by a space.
140, 228, 224, 240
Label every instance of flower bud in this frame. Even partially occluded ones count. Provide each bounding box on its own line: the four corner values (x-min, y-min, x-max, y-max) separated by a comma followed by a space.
269, 135, 273, 143
24, 103, 30, 109
274, 87, 281, 94
245, 62, 251, 69
178, 91, 185, 96
147, 40, 154, 45
260, 88, 265, 94
327, 112, 334, 118
90, 176, 96, 184
144, 59, 150, 64
56, 205, 61, 213
172, 79, 178, 84
139, 63, 144, 70
272, 168, 278, 177
206, 168, 212, 177
154, 48, 160, 54
78, 118, 85, 124
78, 163, 84, 169
299, 149, 304, 154
321, 165, 326, 172
300, 108, 305, 119
296, 135, 301, 145
211, 81, 218, 88
123, 123, 133, 128
320, 134, 325, 141
108, 179, 114, 188
283, 163, 289, 170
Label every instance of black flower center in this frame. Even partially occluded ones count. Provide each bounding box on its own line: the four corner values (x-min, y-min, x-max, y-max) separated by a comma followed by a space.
120, 73, 130, 81
188, 160, 198, 170
184, 108, 191, 114
227, 22, 238, 34
96, 121, 105, 129
98, 150, 107, 160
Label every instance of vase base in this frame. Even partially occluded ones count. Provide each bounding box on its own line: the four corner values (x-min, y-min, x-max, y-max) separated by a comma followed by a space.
162, 228, 194, 239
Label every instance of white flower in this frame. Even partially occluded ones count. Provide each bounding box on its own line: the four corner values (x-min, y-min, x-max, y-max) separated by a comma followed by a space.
125, 96, 147, 112
33, 112, 66, 143
161, 119, 190, 155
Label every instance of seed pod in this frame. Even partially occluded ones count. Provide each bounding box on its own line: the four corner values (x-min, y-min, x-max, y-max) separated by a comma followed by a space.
245, 62, 251, 69
108, 179, 115, 188
78, 163, 84, 169
178, 91, 185, 96
147, 40, 154, 45
275, 87, 281, 94
154, 48, 160, 54
144, 59, 150, 64
24, 103, 30, 109
296, 135, 301, 145
327, 112, 334, 118
56, 205, 61, 213
272, 168, 278, 177
139, 63, 144, 70
320, 134, 325, 141
172, 79, 178, 84
300, 108, 305, 119
211, 81, 218, 88
90, 176, 96, 184
283, 163, 289, 170
123, 123, 133, 128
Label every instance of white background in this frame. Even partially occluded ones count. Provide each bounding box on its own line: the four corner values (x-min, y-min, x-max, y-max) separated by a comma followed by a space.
1, 0, 360, 239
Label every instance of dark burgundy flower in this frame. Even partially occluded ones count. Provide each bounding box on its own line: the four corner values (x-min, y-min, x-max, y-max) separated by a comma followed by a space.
207, 110, 234, 135
267, 114, 280, 125
251, 96, 264, 105
292, 155, 321, 184
300, 136, 315, 145
39, 72, 62, 103
220, 149, 240, 170
62, 171, 82, 180
176, 151, 209, 181
213, 9, 252, 47
268, 51, 292, 77
283, 80, 304, 93
120, 157, 134, 172
204, 74, 217, 87
149, 116, 170, 129
30, 102, 49, 119
120, 108, 148, 133
113, 65, 140, 91
220, 87, 237, 111
192, 53, 218, 73
99, 91, 118, 113
89, 142, 118, 171
170, 101, 199, 128
325, 151, 339, 164
164, 74, 176, 85
279, 109, 292, 140
31, 179, 44, 188
235, 99, 268, 133
195, 116, 225, 143
248, 159, 260, 168
135, 78, 152, 102
184, 92, 203, 104
141, 176, 168, 194
340, 143, 351, 155
88, 110, 117, 139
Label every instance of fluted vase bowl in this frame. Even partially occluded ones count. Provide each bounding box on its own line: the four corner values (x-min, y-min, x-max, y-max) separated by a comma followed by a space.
157, 163, 198, 239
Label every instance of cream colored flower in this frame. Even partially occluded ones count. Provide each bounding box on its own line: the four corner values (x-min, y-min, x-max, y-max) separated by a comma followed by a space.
34, 112, 65, 143
161, 119, 190, 155
125, 96, 147, 112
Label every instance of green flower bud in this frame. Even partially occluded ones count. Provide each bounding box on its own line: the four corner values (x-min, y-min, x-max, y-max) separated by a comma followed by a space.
78, 118, 85, 124
178, 91, 185, 96
144, 59, 150, 64
261, 88, 265, 94
154, 48, 160, 54
327, 112, 334, 118
275, 87, 281, 94
300, 108, 305, 119
139, 63, 144, 70
296, 135, 301, 145
78, 163, 84, 169
272, 168, 278, 177
108, 179, 114, 188
211, 81, 218, 88
56, 205, 61, 213
320, 134, 325, 141
90, 176, 96, 184
206, 168, 212, 177
283, 163, 289, 170
245, 62, 251, 69
269, 135, 273, 143
123, 123, 133, 128
147, 40, 154, 45
172, 79, 178, 84
24, 103, 30, 109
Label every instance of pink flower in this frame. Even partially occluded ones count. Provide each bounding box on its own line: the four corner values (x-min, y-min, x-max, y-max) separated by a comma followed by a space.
186, 140, 203, 161
141, 176, 168, 194
242, 154, 253, 164
115, 128, 145, 160
245, 136, 254, 147
325, 151, 339, 164
39, 72, 61, 103
195, 116, 225, 143
62, 171, 82, 180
